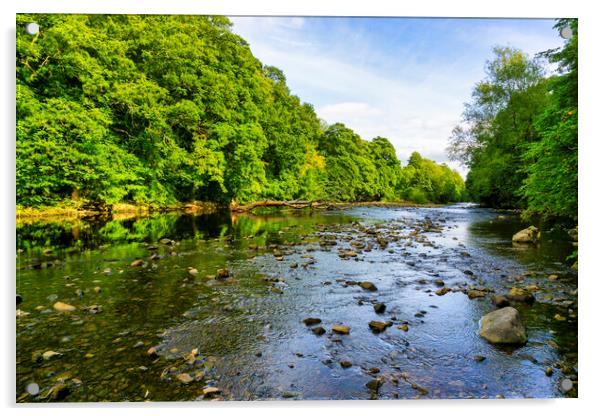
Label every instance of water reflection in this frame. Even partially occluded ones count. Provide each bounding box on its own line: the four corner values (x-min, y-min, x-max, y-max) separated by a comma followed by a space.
16, 206, 577, 401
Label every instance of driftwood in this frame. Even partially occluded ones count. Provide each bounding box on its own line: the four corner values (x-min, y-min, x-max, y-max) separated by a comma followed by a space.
230, 200, 333, 213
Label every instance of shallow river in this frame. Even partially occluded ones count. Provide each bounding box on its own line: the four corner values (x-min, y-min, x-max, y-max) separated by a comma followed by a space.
16, 204, 578, 401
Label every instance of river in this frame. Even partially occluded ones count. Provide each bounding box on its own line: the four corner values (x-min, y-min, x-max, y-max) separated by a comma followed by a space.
15, 204, 578, 401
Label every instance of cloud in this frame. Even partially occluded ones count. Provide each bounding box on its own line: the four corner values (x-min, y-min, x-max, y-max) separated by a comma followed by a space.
317, 102, 382, 120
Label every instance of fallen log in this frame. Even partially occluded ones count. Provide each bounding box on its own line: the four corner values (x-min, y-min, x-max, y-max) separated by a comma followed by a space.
230, 200, 333, 212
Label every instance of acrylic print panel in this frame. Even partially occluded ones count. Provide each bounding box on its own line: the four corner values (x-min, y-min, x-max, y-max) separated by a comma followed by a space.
15, 14, 578, 402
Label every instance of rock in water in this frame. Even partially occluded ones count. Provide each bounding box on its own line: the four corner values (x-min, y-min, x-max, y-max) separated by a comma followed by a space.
312, 326, 326, 335
303, 317, 322, 326
16, 309, 30, 318
467, 290, 487, 299
360, 281, 377, 291
176, 373, 194, 384
479, 307, 527, 345
373, 303, 386, 314
216, 268, 230, 279
332, 325, 350, 335
202, 386, 220, 396
512, 226, 540, 243
507, 287, 535, 304
130, 259, 145, 267
53, 302, 76, 312
368, 321, 387, 333
436, 287, 451, 296
48, 383, 70, 401
42, 350, 62, 360
492, 295, 510, 308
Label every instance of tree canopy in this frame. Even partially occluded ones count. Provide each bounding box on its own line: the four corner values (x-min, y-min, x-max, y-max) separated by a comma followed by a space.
16, 14, 465, 209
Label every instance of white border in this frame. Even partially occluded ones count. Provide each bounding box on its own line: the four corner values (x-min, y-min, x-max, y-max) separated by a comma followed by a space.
3, 1, 601, 416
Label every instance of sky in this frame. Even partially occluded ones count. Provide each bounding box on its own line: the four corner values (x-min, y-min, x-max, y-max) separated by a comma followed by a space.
229, 17, 565, 177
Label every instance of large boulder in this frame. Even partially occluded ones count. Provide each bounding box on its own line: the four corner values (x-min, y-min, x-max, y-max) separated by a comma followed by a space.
479, 307, 527, 345
512, 226, 540, 243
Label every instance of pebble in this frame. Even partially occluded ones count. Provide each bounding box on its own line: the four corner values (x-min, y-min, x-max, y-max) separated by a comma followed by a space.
545, 367, 554, 377
340, 360, 352, 368
397, 324, 409, 332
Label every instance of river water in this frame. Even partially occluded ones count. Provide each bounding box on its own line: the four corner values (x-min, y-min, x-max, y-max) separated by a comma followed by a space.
16, 204, 578, 401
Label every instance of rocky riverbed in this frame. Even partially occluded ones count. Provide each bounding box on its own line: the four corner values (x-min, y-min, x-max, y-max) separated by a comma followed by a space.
16, 204, 578, 401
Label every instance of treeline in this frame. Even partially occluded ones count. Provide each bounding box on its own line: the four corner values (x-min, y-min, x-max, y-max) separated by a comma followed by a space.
16, 14, 465, 209
448, 19, 577, 221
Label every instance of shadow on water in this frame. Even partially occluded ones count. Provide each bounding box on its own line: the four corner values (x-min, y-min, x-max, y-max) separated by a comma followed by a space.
16, 205, 577, 402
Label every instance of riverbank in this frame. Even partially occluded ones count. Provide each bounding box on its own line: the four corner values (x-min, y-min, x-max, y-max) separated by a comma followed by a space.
16, 200, 443, 222
16, 202, 222, 223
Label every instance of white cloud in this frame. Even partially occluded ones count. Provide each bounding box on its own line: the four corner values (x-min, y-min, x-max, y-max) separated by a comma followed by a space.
317, 102, 382, 119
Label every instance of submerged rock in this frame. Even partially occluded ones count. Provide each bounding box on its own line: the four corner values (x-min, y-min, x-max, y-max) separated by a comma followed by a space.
340, 360, 353, 368
512, 226, 540, 243
47, 383, 70, 401
479, 307, 527, 345
216, 268, 230, 279
507, 287, 535, 304
16, 309, 30, 318
42, 350, 62, 360
492, 295, 510, 308
130, 259, 145, 267
176, 373, 194, 384
53, 302, 76, 312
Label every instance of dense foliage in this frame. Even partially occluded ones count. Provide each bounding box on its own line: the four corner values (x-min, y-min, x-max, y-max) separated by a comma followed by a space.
448, 19, 577, 221
16, 14, 465, 208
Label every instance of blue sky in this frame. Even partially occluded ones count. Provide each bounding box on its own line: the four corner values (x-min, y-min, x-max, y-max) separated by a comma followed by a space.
229, 17, 565, 176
